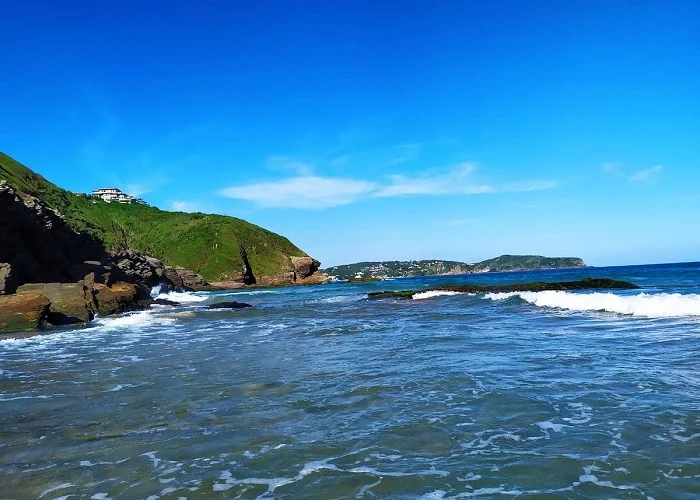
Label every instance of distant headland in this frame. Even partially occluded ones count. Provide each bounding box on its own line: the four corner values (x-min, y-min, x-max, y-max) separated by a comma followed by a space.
323, 255, 587, 281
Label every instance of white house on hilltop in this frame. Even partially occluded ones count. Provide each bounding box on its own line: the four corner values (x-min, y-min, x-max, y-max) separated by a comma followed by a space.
91, 188, 148, 205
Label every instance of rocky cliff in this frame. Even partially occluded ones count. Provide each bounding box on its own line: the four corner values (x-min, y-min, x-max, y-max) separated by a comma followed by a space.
0, 154, 329, 332
0, 152, 328, 286
0, 181, 216, 331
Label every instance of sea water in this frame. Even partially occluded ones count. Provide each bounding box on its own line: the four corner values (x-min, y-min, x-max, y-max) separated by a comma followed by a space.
1, 263, 699, 498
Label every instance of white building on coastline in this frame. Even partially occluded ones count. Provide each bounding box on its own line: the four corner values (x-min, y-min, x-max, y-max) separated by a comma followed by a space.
91, 188, 148, 205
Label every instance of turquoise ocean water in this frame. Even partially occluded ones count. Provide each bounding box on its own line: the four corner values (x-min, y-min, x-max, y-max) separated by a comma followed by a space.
1, 263, 699, 498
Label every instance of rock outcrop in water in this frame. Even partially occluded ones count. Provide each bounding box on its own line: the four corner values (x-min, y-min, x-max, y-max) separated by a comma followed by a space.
0, 293, 51, 331
207, 301, 252, 309
367, 278, 640, 299
0, 181, 214, 332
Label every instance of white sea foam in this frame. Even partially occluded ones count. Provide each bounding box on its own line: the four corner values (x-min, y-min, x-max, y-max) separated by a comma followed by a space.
317, 295, 363, 304
38, 483, 74, 498
412, 290, 464, 300
93, 311, 177, 331
155, 291, 208, 303
485, 291, 700, 318
215, 290, 278, 296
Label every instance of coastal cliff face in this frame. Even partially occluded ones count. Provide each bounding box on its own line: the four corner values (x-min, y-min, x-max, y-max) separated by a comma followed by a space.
0, 180, 104, 292
0, 152, 328, 287
0, 153, 329, 331
0, 181, 216, 331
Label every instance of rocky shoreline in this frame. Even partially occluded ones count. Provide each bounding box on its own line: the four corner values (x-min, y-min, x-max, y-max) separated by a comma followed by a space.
0, 181, 328, 333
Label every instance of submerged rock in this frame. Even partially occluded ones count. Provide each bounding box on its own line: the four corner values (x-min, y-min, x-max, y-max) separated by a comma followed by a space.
348, 276, 382, 283
152, 298, 181, 307
366, 290, 415, 299
207, 301, 252, 309
367, 278, 640, 300
0, 293, 51, 331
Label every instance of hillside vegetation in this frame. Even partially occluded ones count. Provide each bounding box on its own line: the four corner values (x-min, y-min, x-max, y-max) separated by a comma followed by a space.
324, 255, 586, 280
0, 153, 307, 281
472, 255, 585, 272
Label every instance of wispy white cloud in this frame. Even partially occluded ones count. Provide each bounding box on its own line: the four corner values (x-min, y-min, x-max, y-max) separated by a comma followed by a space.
171, 200, 200, 212
220, 160, 558, 209
375, 163, 493, 197
630, 165, 663, 181
220, 176, 377, 209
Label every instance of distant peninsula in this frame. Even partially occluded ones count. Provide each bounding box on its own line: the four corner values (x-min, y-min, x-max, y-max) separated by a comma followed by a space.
323, 255, 587, 280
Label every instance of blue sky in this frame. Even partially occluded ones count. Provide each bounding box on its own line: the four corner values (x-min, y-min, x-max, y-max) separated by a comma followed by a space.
1, 1, 699, 267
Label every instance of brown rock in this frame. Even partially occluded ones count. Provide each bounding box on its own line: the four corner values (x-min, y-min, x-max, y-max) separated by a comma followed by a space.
0, 293, 51, 332
297, 271, 331, 285
291, 256, 320, 280
17, 282, 96, 325
92, 282, 142, 316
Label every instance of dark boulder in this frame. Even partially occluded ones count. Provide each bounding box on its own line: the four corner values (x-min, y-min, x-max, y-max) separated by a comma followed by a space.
67, 261, 116, 285
163, 266, 185, 290
207, 301, 252, 309
173, 266, 212, 291
108, 248, 164, 288
239, 245, 256, 285
367, 290, 415, 299
153, 298, 181, 307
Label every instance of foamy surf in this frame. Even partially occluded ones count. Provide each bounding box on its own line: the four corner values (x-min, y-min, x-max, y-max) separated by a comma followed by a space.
412, 290, 463, 300
155, 291, 208, 303
485, 291, 700, 318
93, 310, 178, 331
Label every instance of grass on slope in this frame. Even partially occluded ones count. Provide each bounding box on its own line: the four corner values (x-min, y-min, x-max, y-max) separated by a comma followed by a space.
0, 152, 306, 280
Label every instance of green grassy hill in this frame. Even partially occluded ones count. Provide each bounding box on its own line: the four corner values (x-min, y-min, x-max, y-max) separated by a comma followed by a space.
0, 152, 307, 281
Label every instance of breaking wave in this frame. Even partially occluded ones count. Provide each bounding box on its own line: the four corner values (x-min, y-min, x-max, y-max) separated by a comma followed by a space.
93, 310, 178, 330
485, 291, 700, 318
412, 290, 464, 300
155, 291, 208, 303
